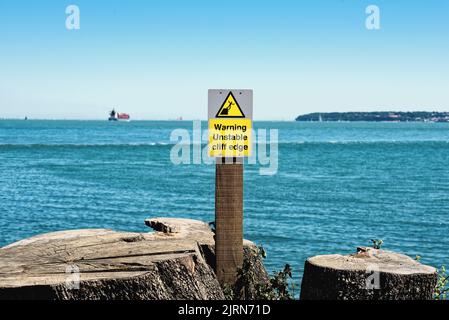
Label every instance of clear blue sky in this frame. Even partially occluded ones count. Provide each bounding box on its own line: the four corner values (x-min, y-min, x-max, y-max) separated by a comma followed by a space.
0, 0, 448, 120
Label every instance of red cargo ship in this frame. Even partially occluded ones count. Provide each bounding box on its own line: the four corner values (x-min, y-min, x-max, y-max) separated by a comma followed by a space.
108, 109, 130, 121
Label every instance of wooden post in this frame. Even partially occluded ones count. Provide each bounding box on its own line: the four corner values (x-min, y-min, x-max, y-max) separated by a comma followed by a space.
215, 157, 244, 286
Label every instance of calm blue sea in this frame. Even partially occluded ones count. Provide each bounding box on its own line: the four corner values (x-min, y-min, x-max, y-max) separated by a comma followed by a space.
1, 120, 449, 287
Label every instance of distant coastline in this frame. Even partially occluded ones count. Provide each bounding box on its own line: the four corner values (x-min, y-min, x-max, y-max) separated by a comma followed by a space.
296, 112, 449, 122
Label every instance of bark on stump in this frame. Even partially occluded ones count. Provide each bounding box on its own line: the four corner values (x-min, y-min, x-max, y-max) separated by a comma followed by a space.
300, 247, 438, 300
0, 218, 268, 300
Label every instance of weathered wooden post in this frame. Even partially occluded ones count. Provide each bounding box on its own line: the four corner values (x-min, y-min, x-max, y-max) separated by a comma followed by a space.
215, 157, 244, 285
208, 90, 253, 287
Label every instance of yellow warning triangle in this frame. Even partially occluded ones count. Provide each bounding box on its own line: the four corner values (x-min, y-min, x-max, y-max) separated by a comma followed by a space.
215, 92, 245, 118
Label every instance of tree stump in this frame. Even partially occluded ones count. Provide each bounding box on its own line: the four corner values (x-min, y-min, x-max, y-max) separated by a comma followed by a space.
300, 247, 438, 300
0, 218, 267, 300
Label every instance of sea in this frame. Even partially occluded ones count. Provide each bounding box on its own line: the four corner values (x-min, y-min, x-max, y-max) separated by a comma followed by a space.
1, 120, 448, 289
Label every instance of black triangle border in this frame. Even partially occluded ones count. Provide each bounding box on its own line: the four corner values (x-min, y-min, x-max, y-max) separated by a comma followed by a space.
215, 91, 246, 118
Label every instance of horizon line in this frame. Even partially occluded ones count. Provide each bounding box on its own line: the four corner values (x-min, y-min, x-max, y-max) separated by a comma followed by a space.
0, 118, 295, 122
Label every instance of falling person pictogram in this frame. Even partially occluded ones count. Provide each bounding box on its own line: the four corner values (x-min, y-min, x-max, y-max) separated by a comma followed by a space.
215, 92, 245, 118
220, 101, 235, 116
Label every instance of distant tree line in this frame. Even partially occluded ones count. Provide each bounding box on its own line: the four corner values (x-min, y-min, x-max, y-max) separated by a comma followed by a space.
296, 112, 449, 122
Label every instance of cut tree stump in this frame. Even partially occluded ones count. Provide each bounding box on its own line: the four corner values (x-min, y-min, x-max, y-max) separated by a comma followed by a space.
300, 247, 438, 300
0, 218, 267, 300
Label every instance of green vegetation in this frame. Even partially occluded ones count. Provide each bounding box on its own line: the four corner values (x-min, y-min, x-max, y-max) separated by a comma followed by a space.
265, 264, 296, 300
224, 245, 296, 300
296, 112, 449, 122
224, 240, 448, 300
371, 239, 384, 249
435, 265, 449, 300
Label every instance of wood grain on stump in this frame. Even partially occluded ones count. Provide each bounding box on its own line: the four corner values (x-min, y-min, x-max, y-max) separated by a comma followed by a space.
0, 218, 264, 300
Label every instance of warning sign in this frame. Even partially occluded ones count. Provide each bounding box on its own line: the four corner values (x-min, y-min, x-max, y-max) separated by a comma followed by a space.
208, 90, 253, 158
216, 92, 245, 118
